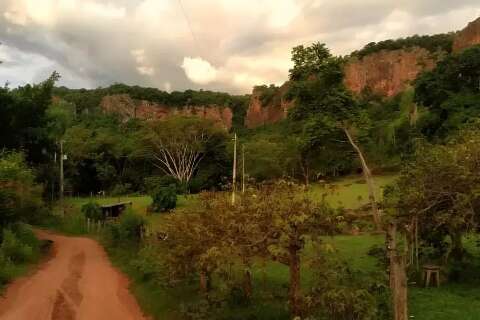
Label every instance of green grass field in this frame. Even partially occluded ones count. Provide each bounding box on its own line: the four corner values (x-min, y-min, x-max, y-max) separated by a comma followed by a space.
60, 175, 480, 320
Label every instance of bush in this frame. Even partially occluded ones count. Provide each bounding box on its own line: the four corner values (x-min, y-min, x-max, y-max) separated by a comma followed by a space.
105, 210, 146, 243
81, 201, 103, 221
130, 245, 165, 282
144, 176, 178, 194
151, 185, 177, 213
1, 229, 35, 263
0, 251, 15, 285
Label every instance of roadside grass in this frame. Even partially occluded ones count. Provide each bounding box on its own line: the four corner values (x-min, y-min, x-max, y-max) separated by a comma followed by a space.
0, 226, 52, 292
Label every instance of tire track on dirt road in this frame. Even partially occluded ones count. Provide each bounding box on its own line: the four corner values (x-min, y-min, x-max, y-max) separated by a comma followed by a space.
0, 230, 147, 320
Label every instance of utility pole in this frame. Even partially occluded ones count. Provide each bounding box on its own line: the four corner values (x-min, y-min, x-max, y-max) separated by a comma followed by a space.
59, 140, 64, 206
242, 144, 245, 193
231, 133, 237, 205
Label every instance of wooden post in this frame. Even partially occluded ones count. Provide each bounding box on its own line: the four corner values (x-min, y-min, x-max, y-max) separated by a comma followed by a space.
387, 222, 408, 320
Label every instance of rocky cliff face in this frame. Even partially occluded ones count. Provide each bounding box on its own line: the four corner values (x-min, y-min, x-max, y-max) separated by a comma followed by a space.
245, 83, 294, 128
344, 47, 438, 97
101, 94, 233, 129
453, 17, 480, 52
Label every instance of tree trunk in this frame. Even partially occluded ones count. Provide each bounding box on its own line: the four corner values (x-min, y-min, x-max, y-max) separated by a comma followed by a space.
450, 231, 465, 261
199, 271, 209, 294
391, 255, 408, 320
288, 245, 302, 317
243, 268, 253, 299
387, 223, 408, 320
343, 127, 381, 229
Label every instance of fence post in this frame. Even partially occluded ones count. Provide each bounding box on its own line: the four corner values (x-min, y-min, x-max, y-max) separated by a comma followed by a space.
387, 222, 408, 320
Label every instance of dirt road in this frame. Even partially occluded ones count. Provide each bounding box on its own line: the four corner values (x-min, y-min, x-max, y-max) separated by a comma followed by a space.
0, 230, 147, 320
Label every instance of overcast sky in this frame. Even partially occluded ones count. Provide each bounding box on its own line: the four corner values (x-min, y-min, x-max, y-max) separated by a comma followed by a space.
1, 0, 480, 94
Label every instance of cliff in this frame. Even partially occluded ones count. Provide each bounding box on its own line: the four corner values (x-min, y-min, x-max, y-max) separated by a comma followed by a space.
101, 94, 233, 129
344, 47, 439, 97
245, 83, 294, 128
453, 17, 480, 52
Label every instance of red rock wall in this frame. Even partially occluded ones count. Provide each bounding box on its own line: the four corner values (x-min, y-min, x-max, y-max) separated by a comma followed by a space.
245, 84, 293, 129
453, 17, 480, 52
344, 47, 438, 97
101, 94, 232, 130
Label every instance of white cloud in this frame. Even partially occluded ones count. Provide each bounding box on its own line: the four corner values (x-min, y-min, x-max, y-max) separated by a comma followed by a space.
131, 49, 155, 76
181, 57, 218, 85
163, 82, 172, 92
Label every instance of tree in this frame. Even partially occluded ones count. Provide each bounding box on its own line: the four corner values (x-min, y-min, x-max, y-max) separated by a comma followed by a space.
415, 45, 480, 139
288, 42, 381, 228
384, 125, 480, 263
144, 116, 227, 188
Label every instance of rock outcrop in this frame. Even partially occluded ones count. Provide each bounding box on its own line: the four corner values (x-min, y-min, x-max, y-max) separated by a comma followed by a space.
101, 94, 233, 129
245, 83, 294, 128
344, 47, 439, 97
453, 17, 480, 52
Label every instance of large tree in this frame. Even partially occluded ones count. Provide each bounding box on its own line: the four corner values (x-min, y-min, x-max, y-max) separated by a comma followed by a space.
144, 116, 227, 188
287, 42, 381, 228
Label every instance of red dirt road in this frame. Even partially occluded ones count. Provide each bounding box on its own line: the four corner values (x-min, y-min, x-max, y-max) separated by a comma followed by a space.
0, 230, 147, 320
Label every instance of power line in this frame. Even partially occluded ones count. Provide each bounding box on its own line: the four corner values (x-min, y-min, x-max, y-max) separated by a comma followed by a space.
176, 0, 203, 57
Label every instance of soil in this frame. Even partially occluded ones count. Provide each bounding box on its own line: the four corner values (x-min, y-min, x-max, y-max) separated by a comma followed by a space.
0, 230, 147, 320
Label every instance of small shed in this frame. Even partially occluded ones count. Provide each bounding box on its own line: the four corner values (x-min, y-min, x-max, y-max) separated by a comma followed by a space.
100, 201, 132, 219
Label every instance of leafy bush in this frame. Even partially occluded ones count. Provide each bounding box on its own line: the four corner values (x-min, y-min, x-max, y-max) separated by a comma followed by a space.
130, 245, 165, 282
105, 210, 146, 243
144, 176, 178, 194
151, 185, 177, 213
81, 201, 103, 221
0, 251, 15, 285
1, 229, 34, 263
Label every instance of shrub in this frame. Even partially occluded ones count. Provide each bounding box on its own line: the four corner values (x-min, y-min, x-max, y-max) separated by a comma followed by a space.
105, 210, 146, 243
130, 245, 165, 282
1, 229, 34, 263
151, 185, 177, 213
144, 176, 178, 194
81, 201, 103, 221
0, 251, 15, 285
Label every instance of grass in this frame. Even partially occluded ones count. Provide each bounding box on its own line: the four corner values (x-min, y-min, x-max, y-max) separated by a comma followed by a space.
58, 175, 480, 320
308, 175, 398, 208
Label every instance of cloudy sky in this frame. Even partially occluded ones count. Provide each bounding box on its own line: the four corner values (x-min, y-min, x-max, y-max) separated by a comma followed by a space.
1, 0, 480, 94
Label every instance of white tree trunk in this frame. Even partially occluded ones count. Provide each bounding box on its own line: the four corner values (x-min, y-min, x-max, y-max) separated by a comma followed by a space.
343, 127, 382, 229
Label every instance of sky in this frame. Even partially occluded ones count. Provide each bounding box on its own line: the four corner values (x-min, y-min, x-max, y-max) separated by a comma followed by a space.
1, 0, 480, 94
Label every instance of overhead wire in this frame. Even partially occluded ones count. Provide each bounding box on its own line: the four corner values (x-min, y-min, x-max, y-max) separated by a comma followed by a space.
176, 0, 204, 58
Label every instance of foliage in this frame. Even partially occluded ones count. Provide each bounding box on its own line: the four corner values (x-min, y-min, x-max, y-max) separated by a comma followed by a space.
105, 210, 146, 244
158, 183, 343, 317
0, 72, 59, 164
0, 151, 45, 230
254, 84, 282, 107
384, 126, 480, 262
143, 116, 229, 188
151, 185, 177, 213
81, 201, 103, 221
415, 45, 480, 139
351, 33, 454, 59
